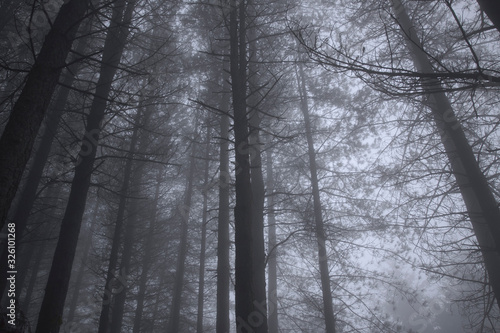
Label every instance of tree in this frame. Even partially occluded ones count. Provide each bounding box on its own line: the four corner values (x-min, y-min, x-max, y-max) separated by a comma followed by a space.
97, 107, 143, 333
132, 167, 163, 333
0, 0, 89, 230
0, 24, 91, 299
35, 1, 135, 331
229, 0, 268, 330
167, 142, 196, 332
266, 143, 279, 333
196, 122, 212, 333
392, 0, 500, 309
216, 79, 231, 333
475, 0, 500, 34
296, 61, 337, 333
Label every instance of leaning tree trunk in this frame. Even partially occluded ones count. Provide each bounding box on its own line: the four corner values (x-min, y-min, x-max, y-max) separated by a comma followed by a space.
21, 237, 47, 318
35, 1, 134, 332
66, 199, 100, 323
296, 63, 337, 333
167, 146, 196, 332
393, 0, 500, 309
216, 90, 231, 333
0, 27, 91, 298
229, 1, 268, 331
266, 144, 279, 333
0, 0, 89, 230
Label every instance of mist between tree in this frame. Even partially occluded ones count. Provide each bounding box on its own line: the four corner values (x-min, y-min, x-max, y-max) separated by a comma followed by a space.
0, 0, 499, 332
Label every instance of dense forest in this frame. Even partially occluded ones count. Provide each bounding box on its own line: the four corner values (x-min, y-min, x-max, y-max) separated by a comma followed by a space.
0, 0, 499, 332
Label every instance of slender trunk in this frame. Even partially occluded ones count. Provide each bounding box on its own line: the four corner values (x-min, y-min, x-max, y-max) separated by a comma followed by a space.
0, 28, 91, 298
151, 266, 167, 332
67, 199, 100, 323
132, 168, 162, 333
109, 169, 141, 333
98, 108, 142, 333
296, 63, 337, 333
15, 182, 63, 297
216, 93, 231, 333
266, 145, 279, 333
110, 102, 153, 333
22, 239, 46, 317
0, 0, 89, 230
16, 241, 36, 293
167, 148, 196, 332
196, 125, 211, 333
35, 1, 134, 331
393, 0, 500, 309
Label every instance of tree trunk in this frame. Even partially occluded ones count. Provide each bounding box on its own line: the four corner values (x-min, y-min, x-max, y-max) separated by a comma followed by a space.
229, 1, 268, 331
0, 27, 91, 298
0, 0, 20, 33
393, 0, 500, 310
21, 238, 46, 317
0, 0, 89, 230
266, 145, 279, 333
98, 108, 142, 333
196, 125, 211, 333
109, 169, 141, 333
110, 101, 153, 333
66, 199, 100, 323
216, 93, 231, 333
475, 0, 500, 34
35, 1, 134, 331
151, 266, 167, 332
167, 147, 196, 332
132, 168, 162, 333
296, 63, 337, 333
247, 4, 268, 327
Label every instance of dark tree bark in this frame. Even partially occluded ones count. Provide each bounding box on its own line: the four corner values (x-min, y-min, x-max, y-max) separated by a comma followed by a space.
167, 147, 196, 332
0, 0, 89, 230
66, 199, 100, 323
14, 181, 63, 299
21, 237, 47, 316
229, 0, 268, 331
475, 0, 500, 34
296, 63, 337, 333
151, 266, 167, 332
216, 93, 231, 333
393, 0, 500, 310
196, 124, 211, 333
247, 4, 268, 327
0, 28, 91, 299
109, 166, 142, 333
266, 145, 279, 333
35, 1, 134, 331
0, 0, 21, 33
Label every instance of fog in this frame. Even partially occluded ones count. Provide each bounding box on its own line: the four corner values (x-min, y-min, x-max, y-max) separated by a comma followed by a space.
0, 0, 499, 332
